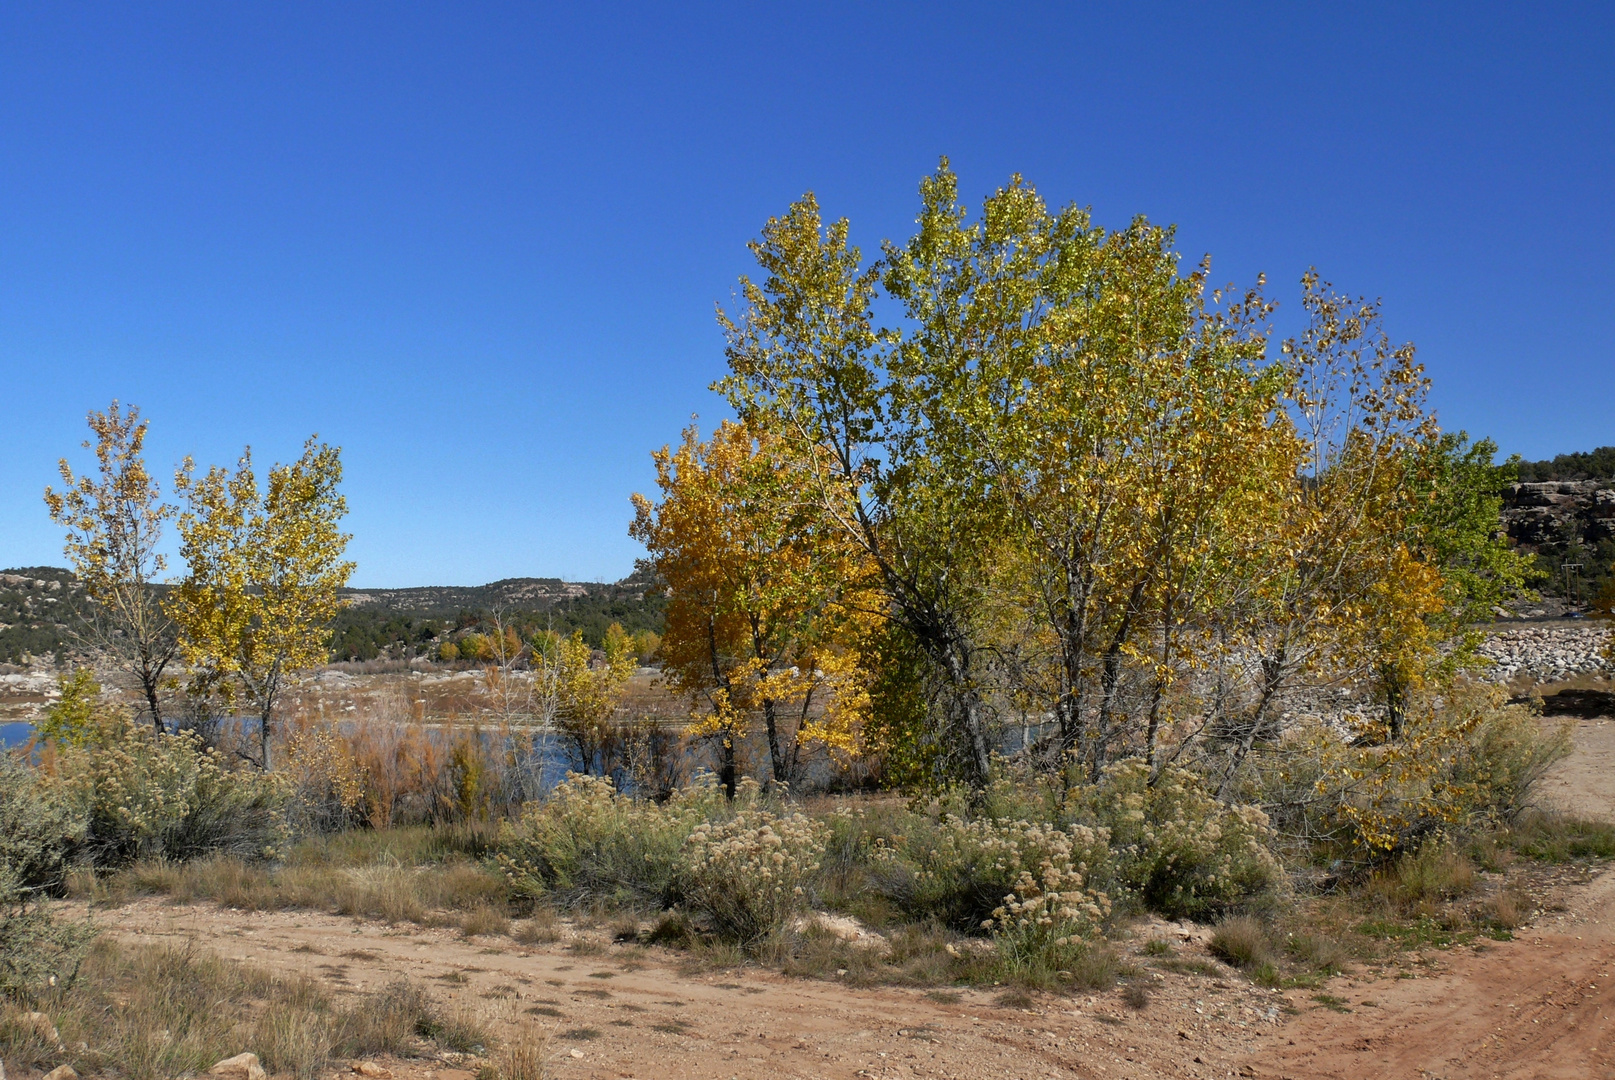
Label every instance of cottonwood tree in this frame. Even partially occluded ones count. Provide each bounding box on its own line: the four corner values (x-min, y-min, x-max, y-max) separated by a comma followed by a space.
878, 171, 1298, 779
631, 420, 875, 795
166, 438, 354, 770
44, 402, 178, 732
718, 181, 1005, 789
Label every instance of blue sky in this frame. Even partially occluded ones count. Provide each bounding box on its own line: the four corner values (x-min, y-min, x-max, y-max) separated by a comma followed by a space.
2, 3, 1610, 586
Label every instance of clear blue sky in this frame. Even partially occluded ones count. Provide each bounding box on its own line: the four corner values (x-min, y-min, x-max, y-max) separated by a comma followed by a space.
2, 3, 1610, 587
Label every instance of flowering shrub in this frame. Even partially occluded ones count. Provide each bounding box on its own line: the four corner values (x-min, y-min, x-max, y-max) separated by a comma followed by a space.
880, 814, 1114, 940
497, 774, 698, 906
46, 707, 289, 866
1085, 761, 1283, 919
681, 809, 827, 948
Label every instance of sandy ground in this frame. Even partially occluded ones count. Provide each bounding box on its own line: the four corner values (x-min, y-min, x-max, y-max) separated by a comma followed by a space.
35, 713, 1615, 1080
1230, 714, 1615, 1080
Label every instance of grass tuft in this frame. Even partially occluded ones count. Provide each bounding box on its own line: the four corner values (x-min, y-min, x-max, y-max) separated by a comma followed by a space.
1208, 916, 1274, 971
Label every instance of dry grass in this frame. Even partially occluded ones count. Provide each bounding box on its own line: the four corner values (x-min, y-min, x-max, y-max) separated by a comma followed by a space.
512, 910, 562, 946
0, 940, 480, 1080
1209, 917, 1275, 971
489, 1024, 548, 1080
72, 824, 511, 928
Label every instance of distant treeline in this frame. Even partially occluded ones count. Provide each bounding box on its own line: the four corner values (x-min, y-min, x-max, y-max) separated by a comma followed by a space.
1516, 446, 1615, 482
0, 566, 664, 666
328, 586, 665, 662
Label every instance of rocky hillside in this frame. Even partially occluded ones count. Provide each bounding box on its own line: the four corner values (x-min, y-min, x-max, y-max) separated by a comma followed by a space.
1502, 480, 1615, 602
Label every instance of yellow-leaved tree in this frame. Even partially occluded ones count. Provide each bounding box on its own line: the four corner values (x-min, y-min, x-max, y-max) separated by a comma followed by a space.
44, 402, 178, 732
631, 421, 876, 796
166, 438, 354, 770
536, 624, 636, 776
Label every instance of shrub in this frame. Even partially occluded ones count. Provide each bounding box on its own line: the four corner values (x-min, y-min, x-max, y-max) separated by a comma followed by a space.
0, 753, 94, 1003
437, 641, 460, 662
878, 815, 1113, 941
1437, 687, 1572, 824
46, 705, 289, 866
1086, 762, 1284, 920
497, 773, 699, 906
681, 809, 827, 949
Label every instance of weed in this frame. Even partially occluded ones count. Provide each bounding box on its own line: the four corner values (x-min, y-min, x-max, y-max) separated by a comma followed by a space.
460, 903, 512, 938
558, 1028, 601, 1041
1141, 938, 1174, 956
1121, 982, 1150, 1009
994, 986, 1036, 1008
1208, 917, 1274, 970
512, 909, 562, 946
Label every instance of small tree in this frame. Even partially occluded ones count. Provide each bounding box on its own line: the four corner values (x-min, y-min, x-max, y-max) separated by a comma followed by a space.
631, 421, 874, 794
541, 625, 635, 776
166, 438, 354, 770
44, 401, 177, 731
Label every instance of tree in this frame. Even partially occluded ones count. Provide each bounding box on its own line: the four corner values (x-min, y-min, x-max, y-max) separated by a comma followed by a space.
44, 402, 177, 731
717, 180, 1004, 789
631, 421, 874, 795
166, 438, 354, 770
540, 625, 635, 776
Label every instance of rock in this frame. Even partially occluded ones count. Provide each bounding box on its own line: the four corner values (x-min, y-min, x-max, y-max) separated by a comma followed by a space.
208, 1053, 267, 1080
21, 1012, 62, 1048
42, 1067, 78, 1080
353, 1064, 393, 1078
568, 1049, 585, 1059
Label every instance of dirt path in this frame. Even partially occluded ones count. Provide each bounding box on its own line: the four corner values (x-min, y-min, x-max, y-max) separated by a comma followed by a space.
1234, 715, 1615, 1080
72, 715, 1615, 1080
94, 897, 1290, 1080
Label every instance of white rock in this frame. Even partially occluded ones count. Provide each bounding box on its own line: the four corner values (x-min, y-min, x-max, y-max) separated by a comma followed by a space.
208, 1053, 268, 1080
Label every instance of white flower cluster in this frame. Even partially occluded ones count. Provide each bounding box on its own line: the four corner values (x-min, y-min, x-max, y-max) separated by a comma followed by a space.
682, 809, 827, 947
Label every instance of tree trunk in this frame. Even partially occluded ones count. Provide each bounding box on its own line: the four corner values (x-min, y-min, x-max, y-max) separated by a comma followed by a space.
259, 704, 273, 772
142, 675, 164, 734
719, 731, 737, 800
763, 697, 786, 784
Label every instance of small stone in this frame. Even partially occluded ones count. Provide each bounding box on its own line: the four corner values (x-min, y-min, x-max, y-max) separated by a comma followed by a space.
354, 1064, 393, 1078
22, 1012, 60, 1047
569, 1049, 585, 1059
43, 1067, 78, 1080
208, 1053, 267, 1080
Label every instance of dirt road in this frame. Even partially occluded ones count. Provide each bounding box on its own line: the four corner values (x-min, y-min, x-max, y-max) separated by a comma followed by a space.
1234, 715, 1615, 1080
80, 716, 1615, 1080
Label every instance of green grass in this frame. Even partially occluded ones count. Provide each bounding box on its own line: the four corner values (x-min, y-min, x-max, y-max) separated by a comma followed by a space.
1507, 813, 1615, 863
